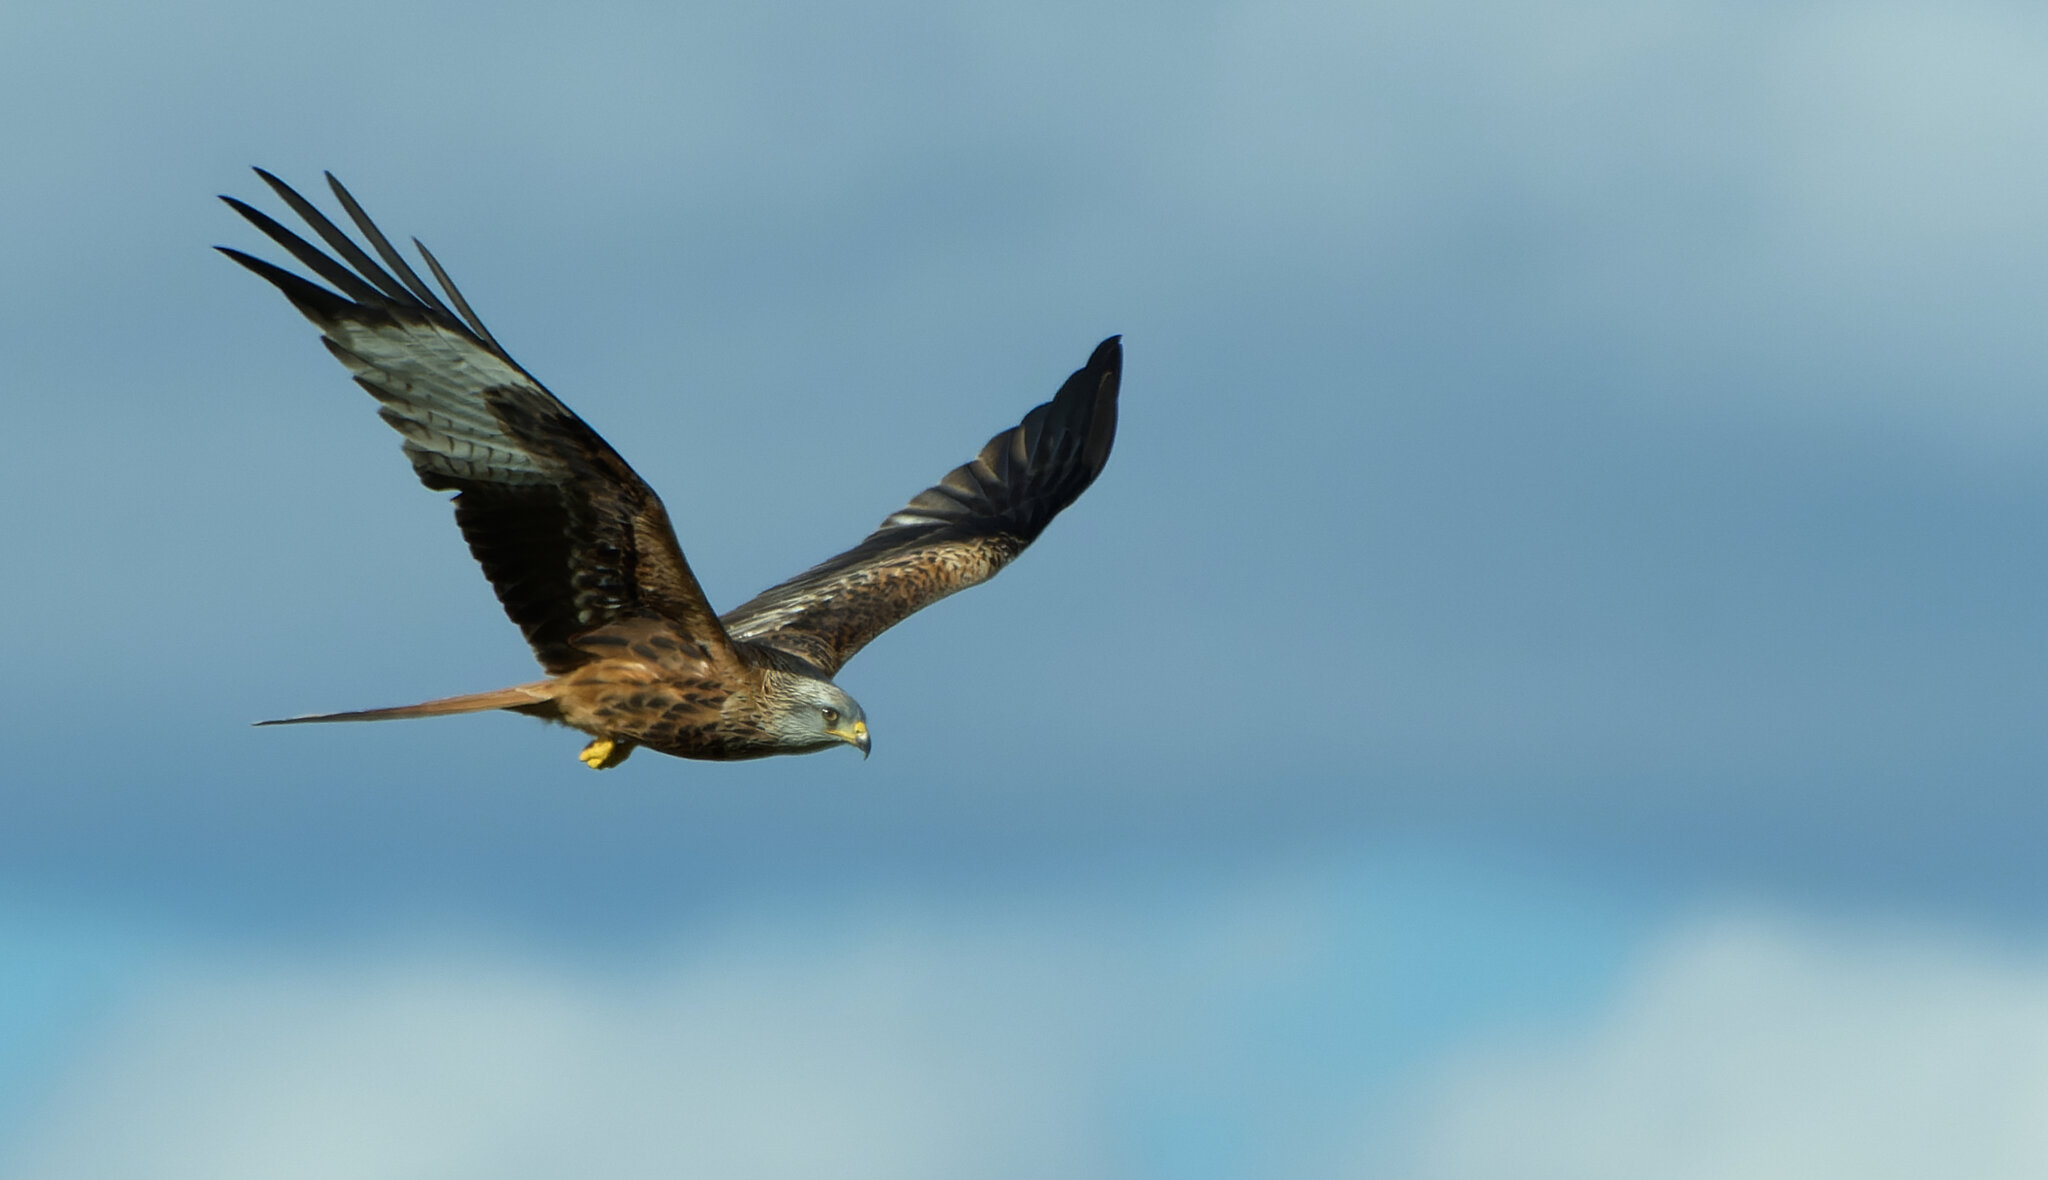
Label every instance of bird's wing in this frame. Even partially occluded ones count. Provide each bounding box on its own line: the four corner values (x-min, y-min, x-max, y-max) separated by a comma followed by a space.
722, 337, 1121, 676
220, 169, 736, 675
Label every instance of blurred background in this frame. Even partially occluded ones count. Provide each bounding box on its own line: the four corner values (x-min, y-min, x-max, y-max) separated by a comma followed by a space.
6, 0, 2048, 1174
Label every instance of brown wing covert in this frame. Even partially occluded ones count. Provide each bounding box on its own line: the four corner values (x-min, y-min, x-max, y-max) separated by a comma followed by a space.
723, 336, 1121, 674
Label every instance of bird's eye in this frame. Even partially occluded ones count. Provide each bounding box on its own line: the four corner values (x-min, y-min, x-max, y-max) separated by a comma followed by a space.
822, 707, 840, 726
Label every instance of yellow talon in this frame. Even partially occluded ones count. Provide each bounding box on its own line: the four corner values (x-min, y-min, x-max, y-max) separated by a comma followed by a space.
579, 738, 631, 770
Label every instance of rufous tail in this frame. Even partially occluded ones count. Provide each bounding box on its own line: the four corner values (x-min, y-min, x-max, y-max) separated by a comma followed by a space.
256, 681, 558, 726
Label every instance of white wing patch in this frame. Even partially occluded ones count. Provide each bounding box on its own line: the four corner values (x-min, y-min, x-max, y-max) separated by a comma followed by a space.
323, 317, 556, 487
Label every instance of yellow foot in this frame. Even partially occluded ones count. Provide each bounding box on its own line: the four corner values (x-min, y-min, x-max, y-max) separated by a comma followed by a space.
578, 738, 634, 770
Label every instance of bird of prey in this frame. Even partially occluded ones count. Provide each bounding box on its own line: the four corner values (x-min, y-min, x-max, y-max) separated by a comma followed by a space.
221, 170, 1120, 768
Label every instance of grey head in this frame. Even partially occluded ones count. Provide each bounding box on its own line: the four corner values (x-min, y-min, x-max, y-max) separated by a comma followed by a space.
759, 670, 870, 757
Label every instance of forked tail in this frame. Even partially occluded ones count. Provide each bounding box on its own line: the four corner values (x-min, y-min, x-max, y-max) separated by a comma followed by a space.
256, 682, 559, 726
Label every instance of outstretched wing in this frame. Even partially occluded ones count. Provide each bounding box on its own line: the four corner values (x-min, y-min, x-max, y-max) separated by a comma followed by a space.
722, 336, 1121, 676
220, 169, 735, 675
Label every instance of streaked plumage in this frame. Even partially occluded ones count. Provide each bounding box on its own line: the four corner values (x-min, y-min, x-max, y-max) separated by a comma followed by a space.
222, 170, 1121, 767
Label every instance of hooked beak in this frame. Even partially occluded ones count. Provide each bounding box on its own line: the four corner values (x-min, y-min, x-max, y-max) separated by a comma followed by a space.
830, 719, 870, 759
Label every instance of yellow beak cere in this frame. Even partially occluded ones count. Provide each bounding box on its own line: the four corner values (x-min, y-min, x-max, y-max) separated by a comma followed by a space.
832, 720, 871, 758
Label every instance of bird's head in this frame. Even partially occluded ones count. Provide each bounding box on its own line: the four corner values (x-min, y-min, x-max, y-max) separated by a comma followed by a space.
762, 671, 870, 758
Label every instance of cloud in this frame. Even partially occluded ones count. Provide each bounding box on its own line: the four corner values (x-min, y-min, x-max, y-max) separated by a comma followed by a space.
0, 853, 1640, 1180
3, 873, 1365, 1180
25, 864, 2047, 1180
3, 910, 1130, 1180
1383, 912, 2048, 1180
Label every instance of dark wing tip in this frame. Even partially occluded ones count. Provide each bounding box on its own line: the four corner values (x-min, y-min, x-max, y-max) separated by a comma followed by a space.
1089, 334, 1122, 369
1051, 334, 1121, 486
224, 167, 532, 367
214, 244, 354, 318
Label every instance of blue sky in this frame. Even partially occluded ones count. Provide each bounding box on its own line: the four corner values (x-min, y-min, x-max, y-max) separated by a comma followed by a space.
7, 0, 2048, 1174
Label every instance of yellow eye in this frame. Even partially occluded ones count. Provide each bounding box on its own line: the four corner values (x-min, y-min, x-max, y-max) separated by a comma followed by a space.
822, 707, 840, 726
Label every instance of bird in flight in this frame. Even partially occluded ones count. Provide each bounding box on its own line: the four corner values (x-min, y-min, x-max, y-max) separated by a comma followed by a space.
221, 170, 1121, 768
